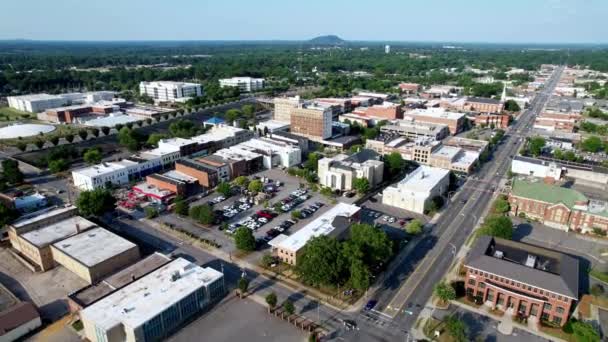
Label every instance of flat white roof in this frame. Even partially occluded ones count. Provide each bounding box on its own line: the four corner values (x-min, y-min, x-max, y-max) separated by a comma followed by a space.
52, 227, 137, 267
190, 125, 245, 144
276, 203, 360, 252
239, 137, 300, 154
391, 165, 449, 193
162, 170, 198, 183
80, 258, 222, 330
432, 145, 461, 159
72, 162, 129, 178
452, 150, 479, 169
20, 216, 97, 248
140, 81, 201, 87
7, 93, 63, 101
256, 120, 290, 130
12, 205, 77, 229
83, 114, 139, 127
0, 123, 56, 139
408, 108, 465, 121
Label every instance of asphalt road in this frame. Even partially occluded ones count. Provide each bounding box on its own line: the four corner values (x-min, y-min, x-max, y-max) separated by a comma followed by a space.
379, 65, 565, 334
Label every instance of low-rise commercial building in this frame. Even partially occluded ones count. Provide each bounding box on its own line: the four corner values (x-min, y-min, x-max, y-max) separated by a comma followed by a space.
254, 120, 290, 133
139, 81, 202, 103
379, 118, 450, 140
145, 171, 199, 197
465, 236, 578, 327
464, 97, 504, 113
270, 203, 360, 265
80, 258, 225, 342
382, 166, 450, 214
7, 91, 115, 113
0, 284, 41, 342
475, 114, 510, 129
398, 83, 421, 94
318, 150, 384, 191
533, 112, 581, 133
362, 102, 403, 120
405, 108, 466, 135
511, 155, 608, 190
237, 137, 302, 169
443, 136, 490, 154
175, 159, 220, 189
219, 77, 265, 92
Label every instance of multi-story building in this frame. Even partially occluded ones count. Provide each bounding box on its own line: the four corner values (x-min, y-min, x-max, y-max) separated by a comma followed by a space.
237, 137, 302, 169
382, 165, 450, 214
533, 112, 581, 133
139, 81, 203, 103
361, 102, 403, 120
318, 150, 384, 191
273, 96, 303, 123
145, 171, 199, 197
475, 114, 510, 129
379, 118, 450, 141
465, 236, 579, 327
7, 91, 115, 113
270, 203, 360, 265
405, 108, 466, 135
175, 159, 220, 189
80, 258, 225, 342
290, 105, 333, 140
398, 83, 421, 94
464, 97, 504, 113
219, 77, 265, 92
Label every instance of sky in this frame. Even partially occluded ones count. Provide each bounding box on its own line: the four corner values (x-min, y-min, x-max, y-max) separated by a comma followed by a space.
1, 0, 607, 43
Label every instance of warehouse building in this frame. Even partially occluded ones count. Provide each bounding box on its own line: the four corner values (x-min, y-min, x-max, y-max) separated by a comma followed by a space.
80, 258, 224, 342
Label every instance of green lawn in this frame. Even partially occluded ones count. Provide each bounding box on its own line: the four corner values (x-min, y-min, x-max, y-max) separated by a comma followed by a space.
0, 106, 34, 121
589, 269, 608, 283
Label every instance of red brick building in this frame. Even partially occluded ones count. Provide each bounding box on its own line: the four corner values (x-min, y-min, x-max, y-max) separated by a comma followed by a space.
398, 83, 421, 94
474, 114, 510, 129
465, 236, 579, 327
365, 103, 404, 120
533, 112, 581, 133
464, 97, 504, 113
175, 159, 219, 189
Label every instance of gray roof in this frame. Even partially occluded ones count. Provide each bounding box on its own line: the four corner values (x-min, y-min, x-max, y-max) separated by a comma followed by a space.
467, 97, 501, 105
466, 236, 579, 299
346, 149, 380, 163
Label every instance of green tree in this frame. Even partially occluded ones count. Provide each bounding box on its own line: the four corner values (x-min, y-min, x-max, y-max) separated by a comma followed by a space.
145, 207, 159, 218
146, 133, 168, 147
173, 197, 189, 216
78, 129, 88, 141
34, 139, 44, 149
296, 236, 347, 287
385, 152, 405, 176
344, 223, 392, 268
225, 109, 242, 123
504, 99, 521, 112
494, 197, 510, 214
100, 126, 110, 135
48, 159, 69, 173
242, 104, 255, 118
571, 320, 600, 342
248, 180, 263, 193
304, 152, 321, 171
265, 292, 278, 311
0, 203, 19, 228
445, 315, 468, 342
353, 177, 370, 194
169, 120, 198, 138
189, 204, 215, 225
478, 215, 513, 239
406, 219, 424, 235
581, 136, 604, 153
118, 127, 142, 151
528, 137, 546, 156
233, 176, 250, 188
16, 142, 27, 152
1, 159, 24, 184
49, 136, 60, 146
83, 149, 102, 165
234, 227, 256, 251
64, 133, 74, 143
434, 282, 456, 304
238, 277, 250, 298
90, 127, 100, 137
283, 300, 295, 315
76, 189, 116, 217
291, 210, 302, 220
349, 259, 371, 290
216, 182, 232, 197
320, 187, 334, 198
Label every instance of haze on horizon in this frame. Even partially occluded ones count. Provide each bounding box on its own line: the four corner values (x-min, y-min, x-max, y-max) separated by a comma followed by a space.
1, 0, 607, 44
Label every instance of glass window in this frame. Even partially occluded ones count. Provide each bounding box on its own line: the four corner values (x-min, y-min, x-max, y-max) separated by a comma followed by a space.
556, 306, 564, 314
553, 316, 562, 325
468, 279, 476, 286
479, 282, 485, 289
543, 303, 552, 311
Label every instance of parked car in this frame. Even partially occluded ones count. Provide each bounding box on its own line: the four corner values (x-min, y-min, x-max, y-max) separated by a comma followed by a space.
364, 300, 378, 311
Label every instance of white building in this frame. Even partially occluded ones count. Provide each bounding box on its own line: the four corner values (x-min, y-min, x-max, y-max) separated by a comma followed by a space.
139, 81, 202, 103
382, 165, 450, 214
237, 137, 302, 168
219, 77, 265, 92
254, 120, 290, 133
80, 258, 224, 342
385, 45, 391, 54
270, 203, 360, 265
7, 91, 115, 113
511, 156, 562, 181
318, 150, 384, 191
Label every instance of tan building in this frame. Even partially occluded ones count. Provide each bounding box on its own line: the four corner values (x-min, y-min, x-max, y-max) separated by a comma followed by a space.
51, 227, 140, 284
318, 150, 384, 191
273, 96, 302, 123
464, 97, 504, 113
290, 105, 333, 140
405, 108, 466, 135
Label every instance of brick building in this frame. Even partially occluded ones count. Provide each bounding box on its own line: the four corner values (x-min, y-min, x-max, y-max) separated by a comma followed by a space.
508, 179, 608, 233
465, 236, 579, 327
398, 83, 421, 94
533, 112, 581, 133
405, 108, 466, 135
290, 106, 333, 140
475, 114, 510, 129
464, 97, 504, 113
175, 159, 219, 189
364, 103, 404, 120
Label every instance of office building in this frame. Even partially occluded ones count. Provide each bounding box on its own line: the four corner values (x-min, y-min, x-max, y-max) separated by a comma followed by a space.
405, 108, 466, 135
475, 114, 510, 129
464, 97, 504, 113
290, 105, 333, 140
80, 258, 225, 342
273, 96, 303, 123
270, 203, 360, 265
318, 150, 384, 191
379, 118, 450, 140
139, 81, 202, 103
465, 236, 578, 326
382, 166, 450, 214
219, 77, 265, 92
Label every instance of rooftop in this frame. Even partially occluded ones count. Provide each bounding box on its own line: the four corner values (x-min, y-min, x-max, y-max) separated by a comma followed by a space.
276, 203, 360, 252
431, 145, 461, 160
20, 216, 97, 248
11, 205, 77, 229
72, 162, 130, 178
467, 97, 502, 105
407, 108, 465, 121
52, 227, 137, 267
80, 258, 223, 330
467, 236, 579, 299
511, 179, 588, 209
390, 165, 450, 194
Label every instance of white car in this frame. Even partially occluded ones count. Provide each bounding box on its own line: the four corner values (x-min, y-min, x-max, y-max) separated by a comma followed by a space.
258, 217, 268, 223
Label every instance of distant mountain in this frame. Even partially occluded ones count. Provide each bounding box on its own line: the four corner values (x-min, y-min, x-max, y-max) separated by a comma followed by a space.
308, 35, 346, 45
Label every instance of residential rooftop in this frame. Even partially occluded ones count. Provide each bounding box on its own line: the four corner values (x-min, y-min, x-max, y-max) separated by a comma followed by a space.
276, 203, 360, 252
80, 258, 222, 330
467, 236, 579, 299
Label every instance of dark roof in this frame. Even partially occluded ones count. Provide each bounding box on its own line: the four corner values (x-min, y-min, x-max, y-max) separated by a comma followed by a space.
177, 159, 218, 174
0, 302, 39, 335
466, 236, 579, 299
274, 130, 309, 142
467, 97, 501, 105
346, 149, 380, 163
331, 216, 351, 232
148, 173, 185, 187
325, 135, 361, 146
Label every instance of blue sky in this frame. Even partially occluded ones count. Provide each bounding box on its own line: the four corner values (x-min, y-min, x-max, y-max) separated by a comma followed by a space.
1, 0, 607, 43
